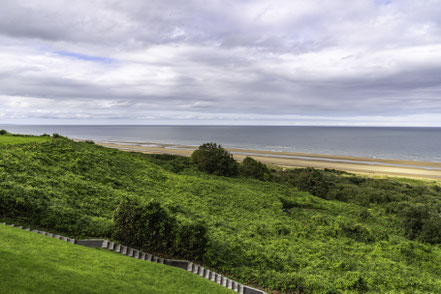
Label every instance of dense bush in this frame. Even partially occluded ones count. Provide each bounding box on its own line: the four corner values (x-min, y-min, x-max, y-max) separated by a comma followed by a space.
190, 143, 238, 177
114, 198, 207, 260
240, 156, 271, 180
52, 133, 67, 139
114, 199, 176, 253
292, 167, 330, 198
0, 129, 8, 135
0, 187, 49, 222
144, 153, 190, 173
402, 203, 441, 244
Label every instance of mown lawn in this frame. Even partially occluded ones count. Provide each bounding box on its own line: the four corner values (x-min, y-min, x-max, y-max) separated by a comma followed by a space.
0, 224, 234, 294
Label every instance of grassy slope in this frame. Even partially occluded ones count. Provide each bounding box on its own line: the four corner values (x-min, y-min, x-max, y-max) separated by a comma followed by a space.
0, 225, 233, 294
0, 134, 50, 146
1, 138, 441, 293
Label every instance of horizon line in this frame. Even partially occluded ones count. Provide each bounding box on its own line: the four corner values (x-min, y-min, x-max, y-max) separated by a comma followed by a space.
1, 124, 441, 128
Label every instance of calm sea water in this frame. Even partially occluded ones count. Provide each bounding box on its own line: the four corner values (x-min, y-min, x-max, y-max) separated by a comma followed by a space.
1, 125, 441, 162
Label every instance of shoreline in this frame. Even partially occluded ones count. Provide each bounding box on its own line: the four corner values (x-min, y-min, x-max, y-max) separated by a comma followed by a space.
93, 140, 441, 181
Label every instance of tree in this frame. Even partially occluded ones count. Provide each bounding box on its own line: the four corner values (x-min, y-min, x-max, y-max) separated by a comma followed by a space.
240, 156, 271, 180
190, 142, 238, 177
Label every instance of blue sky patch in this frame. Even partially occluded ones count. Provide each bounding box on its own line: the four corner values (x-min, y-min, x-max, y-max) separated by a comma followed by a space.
55, 51, 112, 63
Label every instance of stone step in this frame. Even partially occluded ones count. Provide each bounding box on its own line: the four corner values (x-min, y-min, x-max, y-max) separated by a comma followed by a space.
114, 244, 121, 253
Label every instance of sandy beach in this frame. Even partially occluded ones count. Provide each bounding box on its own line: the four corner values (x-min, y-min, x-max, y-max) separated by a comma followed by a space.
95, 140, 441, 181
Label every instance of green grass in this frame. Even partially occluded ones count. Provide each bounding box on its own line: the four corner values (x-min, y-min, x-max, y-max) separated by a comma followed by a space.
0, 134, 50, 146
2, 137, 441, 293
0, 224, 234, 294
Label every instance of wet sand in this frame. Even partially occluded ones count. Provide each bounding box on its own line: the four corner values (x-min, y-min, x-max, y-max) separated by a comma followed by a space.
95, 140, 441, 181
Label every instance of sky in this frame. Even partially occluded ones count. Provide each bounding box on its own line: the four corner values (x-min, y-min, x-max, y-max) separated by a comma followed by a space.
1, 0, 441, 126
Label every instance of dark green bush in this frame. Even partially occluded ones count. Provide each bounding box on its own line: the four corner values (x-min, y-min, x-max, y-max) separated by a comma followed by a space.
114, 199, 176, 252
402, 203, 429, 241
340, 222, 376, 243
0, 188, 48, 222
174, 221, 208, 259
240, 156, 271, 180
113, 198, 207, 260
52, 133, 66, 139
402, 203, 441, 244
145, 153, 190, 173
295, 167, 330, 198
190, 143, 238, 177
0, 129, 8, 135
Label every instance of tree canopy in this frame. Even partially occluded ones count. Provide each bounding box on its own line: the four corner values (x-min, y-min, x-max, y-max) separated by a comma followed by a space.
190, 142, 238, 177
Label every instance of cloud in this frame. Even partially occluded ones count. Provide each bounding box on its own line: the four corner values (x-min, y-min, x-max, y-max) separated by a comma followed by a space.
0, 0, 440, 125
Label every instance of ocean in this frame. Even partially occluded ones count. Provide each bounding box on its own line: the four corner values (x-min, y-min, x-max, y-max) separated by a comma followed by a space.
1, 125, 441, 163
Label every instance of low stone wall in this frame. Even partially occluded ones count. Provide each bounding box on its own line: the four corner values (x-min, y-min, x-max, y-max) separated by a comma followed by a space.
1, 223, 266, 294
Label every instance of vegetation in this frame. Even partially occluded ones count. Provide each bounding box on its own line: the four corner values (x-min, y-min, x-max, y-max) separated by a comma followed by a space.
190, 142, 238, 176
0, 132, 50, 146
271, 167, 441, 245
2, 135, 441, 293
114, 198, 207, 260
0, 224, 233, 294
240, 156, 271, 181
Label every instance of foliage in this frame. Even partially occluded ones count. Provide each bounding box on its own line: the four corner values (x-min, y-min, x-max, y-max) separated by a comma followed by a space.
2, 136, 441, 293
114, 198, 207, 260
0, 133, 50, 146
294, 167, 331, 198
52, 133, 67, 139
0, 225, 233, 294
401, 203, 441, 244
190, 143, 238, 177
144, 153, 190, 173
240, 156, 271, 180
0, 129, 8, 135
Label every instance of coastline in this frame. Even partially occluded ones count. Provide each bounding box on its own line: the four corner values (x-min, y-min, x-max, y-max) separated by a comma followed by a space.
94, 140, 441, 181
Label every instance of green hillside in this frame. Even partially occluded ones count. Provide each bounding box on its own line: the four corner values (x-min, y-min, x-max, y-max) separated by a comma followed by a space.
0, 133, 50, 146
0, 224, 233, 294
1, 136, 441, 293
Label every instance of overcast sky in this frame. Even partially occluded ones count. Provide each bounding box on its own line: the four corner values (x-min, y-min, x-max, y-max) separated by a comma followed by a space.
1, 0, 441, 126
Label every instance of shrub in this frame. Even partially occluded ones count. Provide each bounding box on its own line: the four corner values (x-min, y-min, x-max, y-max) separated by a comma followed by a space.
114, 199, 176, 252
146, 154, 190, 173
113, 198, 208, 260
295, 167, 330, 198
0, 129, 8, 135
0, 188, 48, 221
190, 143, 238, 177
52, 133, 66, 139
340, 222, 375, 243
402, 203, 429, 241
174, 221, 208, 259
240, 156, 271, 180
402, 203, 441, 244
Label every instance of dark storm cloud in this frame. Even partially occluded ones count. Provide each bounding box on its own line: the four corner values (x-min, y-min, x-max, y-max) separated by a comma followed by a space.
0, 0, 441, 125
